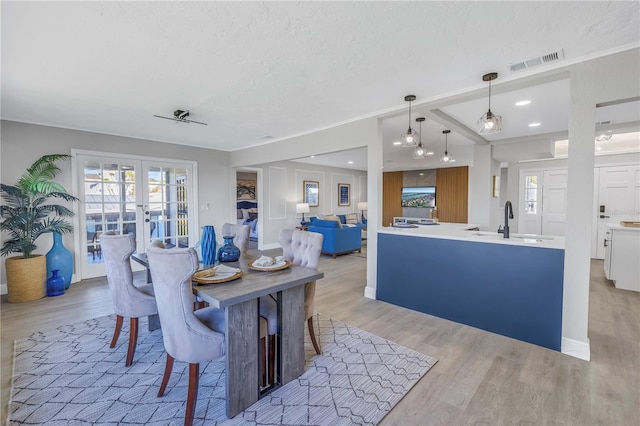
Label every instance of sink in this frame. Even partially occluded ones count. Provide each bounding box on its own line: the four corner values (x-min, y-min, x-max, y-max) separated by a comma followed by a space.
470, 232, 553, 243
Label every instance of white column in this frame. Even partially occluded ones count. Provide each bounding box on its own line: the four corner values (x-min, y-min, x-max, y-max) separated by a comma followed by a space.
468, 144, 492, 229
364, 118, 384, 299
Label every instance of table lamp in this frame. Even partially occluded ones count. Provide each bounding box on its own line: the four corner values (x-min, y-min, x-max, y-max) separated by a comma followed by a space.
296, 203, 310, 225
357, 201, 368, 221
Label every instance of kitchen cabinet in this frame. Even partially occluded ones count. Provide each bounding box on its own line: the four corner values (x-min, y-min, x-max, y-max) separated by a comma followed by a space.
604, 224, 640, 292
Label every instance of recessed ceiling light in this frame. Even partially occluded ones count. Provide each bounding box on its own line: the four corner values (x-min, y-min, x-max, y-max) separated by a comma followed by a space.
528, 122, 541, 127
393, 141, 402, 146
419, 172, 424, 176
310, 155, 315, 158
348, 161, 354, 164
515, 100, 531, 106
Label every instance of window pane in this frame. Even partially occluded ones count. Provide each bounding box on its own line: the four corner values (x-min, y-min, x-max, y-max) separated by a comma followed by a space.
525, 201, 537, 214
525, 175, 538, 188
525, 189, 537, 202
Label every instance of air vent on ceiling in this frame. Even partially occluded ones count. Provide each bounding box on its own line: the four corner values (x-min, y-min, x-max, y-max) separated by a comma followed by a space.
595, 120, 612, 126
508, 49, 564, 73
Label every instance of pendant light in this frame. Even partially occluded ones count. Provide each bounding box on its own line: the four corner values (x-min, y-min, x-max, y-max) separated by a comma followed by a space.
477, 72, 502, 134
413, 117, 427, 159
401, 95, 419, 146
440, 130, 456, 163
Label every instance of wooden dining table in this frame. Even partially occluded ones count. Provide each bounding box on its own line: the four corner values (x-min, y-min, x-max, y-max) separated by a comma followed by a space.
131, 252, 324, 418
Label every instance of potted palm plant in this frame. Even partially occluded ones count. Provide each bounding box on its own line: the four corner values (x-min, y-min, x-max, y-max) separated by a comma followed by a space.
1, 154, 79, 302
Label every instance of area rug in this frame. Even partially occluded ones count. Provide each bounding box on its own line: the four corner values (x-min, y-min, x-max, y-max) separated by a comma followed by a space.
8, 313, 437, 425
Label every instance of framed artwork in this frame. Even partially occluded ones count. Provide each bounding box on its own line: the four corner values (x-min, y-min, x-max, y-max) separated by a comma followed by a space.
303, 181, 319, 207
237, 180, 256, 200
338, 183, 350, 206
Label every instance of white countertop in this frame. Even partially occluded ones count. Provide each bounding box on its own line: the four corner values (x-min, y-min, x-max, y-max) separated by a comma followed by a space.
606, 222, 640, 231
378, 222, 565, 250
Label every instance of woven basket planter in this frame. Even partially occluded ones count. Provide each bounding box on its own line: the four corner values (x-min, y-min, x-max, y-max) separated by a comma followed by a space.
5, 255, 46, 303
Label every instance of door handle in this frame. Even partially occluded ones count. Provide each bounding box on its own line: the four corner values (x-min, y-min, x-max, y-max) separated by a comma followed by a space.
604, 240, 609, 247
600, 215, 610, 219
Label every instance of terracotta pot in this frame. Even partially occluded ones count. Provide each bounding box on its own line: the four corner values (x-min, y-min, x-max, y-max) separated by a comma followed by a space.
5, 255, 46, 303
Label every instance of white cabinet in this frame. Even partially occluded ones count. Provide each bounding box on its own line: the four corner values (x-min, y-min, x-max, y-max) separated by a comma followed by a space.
604, 224, 640, 292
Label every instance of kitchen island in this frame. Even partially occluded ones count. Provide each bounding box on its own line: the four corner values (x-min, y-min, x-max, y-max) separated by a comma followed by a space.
377, 223, 565, 351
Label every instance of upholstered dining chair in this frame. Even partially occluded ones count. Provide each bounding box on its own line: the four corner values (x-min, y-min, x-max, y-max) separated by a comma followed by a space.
259, 229, 324, 383
147, 246, 268, 425
100, 232, 157, 367
221, 222, 251, 253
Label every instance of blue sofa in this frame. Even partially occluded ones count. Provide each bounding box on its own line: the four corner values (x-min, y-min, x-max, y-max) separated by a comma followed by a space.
307, 219, 362, 258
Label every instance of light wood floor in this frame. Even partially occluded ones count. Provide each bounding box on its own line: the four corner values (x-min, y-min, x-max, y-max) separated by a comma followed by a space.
2, 250, 638, 425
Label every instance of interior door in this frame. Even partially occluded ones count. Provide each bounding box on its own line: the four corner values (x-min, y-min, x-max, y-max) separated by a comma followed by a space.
76, 153, 197, 279
541, 169, 568, 236
594, 164, 640, 259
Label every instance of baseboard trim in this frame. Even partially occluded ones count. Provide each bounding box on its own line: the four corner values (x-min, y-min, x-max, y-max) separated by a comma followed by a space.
561, 336, 591, 361
364, 285, 376, 300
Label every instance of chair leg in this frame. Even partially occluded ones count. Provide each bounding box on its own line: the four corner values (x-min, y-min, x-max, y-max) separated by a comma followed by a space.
158, 353, 174, 397
268, 334, 276, 385
260, 337, 266, 387
125, 317, 139, 367
110, 315, 123, 348
185, 363, 199, 426
308, 317, 321, 355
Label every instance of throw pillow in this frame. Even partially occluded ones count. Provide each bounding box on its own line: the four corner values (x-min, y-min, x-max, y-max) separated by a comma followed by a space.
345, 213, 358, 224
323, 214, 343, 228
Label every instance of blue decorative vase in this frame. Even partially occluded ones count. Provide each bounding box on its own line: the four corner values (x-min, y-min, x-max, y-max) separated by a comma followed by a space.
217, 236, 240, 263
200, 226, 217, 265
46, 269, 65, 297
46, 232, 73, 290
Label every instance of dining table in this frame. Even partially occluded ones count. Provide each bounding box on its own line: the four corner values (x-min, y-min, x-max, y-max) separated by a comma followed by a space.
131, 251, 324, 418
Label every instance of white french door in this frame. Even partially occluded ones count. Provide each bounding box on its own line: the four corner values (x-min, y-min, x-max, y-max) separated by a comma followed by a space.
519, 171, 541, 234
541, 169, 568, 236
74, 152, 198, 279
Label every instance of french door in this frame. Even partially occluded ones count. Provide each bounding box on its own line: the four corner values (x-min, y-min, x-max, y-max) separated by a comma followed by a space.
74, 152, 198, 279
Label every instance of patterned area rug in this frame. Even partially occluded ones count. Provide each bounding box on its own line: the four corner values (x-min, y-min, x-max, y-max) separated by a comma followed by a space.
9, 314, 437, 425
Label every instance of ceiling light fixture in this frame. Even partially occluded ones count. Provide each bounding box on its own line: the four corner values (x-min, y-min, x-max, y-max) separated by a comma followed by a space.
348, 161, 354, 164
153, 109, 207, 125
515, 100, 531, 106
393, 141, 402, 146
478, 73, 502, 134
440, 130, 456, 163
413, 117, 427, 159
595, 130, 613, 141
528, 122, 541, 127
401, 95, 419, 146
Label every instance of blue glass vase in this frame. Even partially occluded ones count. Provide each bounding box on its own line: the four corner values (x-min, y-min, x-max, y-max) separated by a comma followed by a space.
46, 232, 73, 290
217, 236, 240, 262
47, 269, 65, 297
200, 225, 217, 265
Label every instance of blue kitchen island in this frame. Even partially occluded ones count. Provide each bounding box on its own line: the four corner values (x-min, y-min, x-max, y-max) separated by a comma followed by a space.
377, 224, 565, 351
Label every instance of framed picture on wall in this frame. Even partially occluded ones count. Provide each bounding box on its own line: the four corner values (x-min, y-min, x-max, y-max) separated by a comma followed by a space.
304, 181, 319, 207
338, 183, 350, 206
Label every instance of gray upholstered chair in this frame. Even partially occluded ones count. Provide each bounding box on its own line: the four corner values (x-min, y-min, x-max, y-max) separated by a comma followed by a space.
100, 232, 157, 367
259, 229, 324, 382
221, 222, 250, 253
147, 246, 268, 425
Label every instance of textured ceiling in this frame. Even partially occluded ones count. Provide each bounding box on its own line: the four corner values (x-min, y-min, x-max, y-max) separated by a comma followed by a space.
2, 1, 639, 158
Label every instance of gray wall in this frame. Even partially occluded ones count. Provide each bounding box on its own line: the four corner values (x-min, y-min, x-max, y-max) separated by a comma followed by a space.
1, 120, 232, 285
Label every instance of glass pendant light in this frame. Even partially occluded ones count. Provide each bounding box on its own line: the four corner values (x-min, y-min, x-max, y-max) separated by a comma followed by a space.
401, 95, 419, 146
413, 117, 427, 159
477, 72, 502, 134
439, 130, 456, 163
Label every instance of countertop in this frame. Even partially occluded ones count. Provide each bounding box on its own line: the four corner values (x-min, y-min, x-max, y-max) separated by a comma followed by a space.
378, 222, 565, 250
606, 222, 640, 231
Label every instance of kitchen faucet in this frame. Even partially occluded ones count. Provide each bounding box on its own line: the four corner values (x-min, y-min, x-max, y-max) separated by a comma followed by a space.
499, 201, 514, 238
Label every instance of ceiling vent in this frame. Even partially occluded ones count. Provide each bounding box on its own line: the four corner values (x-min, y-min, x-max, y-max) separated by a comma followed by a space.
596, 120, 612, 126
508, 49, 564, 73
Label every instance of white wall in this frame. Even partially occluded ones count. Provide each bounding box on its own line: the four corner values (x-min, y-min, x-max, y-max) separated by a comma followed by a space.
244, 160, 367, 249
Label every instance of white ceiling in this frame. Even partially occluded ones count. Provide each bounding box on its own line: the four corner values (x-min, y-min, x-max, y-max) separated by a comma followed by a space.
2, 1, 639, 168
